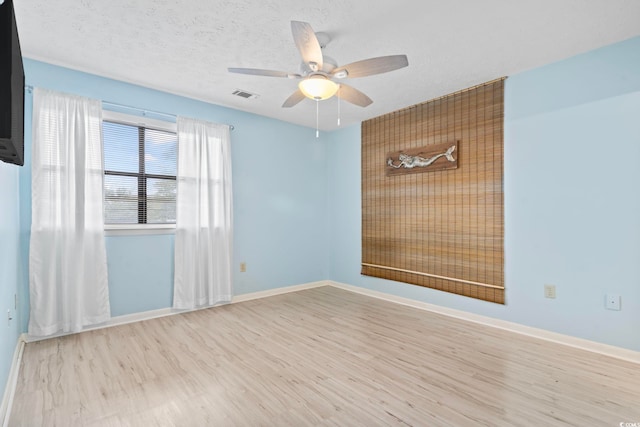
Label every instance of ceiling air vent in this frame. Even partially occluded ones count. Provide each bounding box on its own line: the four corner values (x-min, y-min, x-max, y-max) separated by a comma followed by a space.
232, 89, 259, 99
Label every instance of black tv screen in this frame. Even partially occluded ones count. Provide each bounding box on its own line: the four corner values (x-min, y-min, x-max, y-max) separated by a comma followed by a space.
0, 0, 25, 166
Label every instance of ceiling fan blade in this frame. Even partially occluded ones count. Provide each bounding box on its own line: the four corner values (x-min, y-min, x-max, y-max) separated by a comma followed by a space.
336, 84, 373, 107
332, 54, 409, 78
228, 67, 294, 78
282, 89, 306, 108
291, 21, 323, 71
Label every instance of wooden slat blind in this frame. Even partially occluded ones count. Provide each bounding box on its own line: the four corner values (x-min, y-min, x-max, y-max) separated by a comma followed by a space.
361, 78, 505, 304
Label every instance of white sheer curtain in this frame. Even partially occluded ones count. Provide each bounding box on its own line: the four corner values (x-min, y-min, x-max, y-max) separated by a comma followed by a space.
29, 88, 110, 336
173, 117, 233, 309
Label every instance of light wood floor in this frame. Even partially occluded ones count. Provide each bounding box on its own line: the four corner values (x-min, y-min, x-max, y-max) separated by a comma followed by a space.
10, 286, 640, 426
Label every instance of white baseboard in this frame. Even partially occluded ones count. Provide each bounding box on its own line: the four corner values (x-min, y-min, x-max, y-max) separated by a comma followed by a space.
24, 280, 329, 343
327, 280, 640, 364
20, 278, 640, 363
24, 307, 178, 343
231, 281, 328, 303
1, 334, 26, 427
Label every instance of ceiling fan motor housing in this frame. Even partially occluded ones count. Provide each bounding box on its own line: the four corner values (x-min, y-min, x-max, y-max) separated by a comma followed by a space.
300, 55, 337, 76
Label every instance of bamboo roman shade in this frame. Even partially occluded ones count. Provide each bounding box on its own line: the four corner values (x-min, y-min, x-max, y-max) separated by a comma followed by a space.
361, 79, 505, 304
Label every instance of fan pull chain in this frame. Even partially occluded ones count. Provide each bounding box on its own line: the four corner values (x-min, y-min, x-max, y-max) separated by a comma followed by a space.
337, 85, 341, 126
316, 100, 319, 138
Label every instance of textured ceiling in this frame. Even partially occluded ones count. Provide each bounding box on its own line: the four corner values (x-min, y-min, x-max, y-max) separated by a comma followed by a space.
12, 0, 640, 131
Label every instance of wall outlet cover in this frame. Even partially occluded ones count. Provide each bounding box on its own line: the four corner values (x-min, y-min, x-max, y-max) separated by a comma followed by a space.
605, 294, 621, 311
544, 284, 556, 299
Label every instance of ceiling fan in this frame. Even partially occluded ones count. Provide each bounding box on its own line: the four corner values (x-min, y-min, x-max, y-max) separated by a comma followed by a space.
228, 21, 409, 108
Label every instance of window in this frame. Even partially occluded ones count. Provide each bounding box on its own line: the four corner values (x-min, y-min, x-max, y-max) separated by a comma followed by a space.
102, 111, 177, 226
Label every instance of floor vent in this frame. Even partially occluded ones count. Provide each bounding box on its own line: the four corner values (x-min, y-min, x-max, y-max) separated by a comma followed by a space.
232, 89, 259, 99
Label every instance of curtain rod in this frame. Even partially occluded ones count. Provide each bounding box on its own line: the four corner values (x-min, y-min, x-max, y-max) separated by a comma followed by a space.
24, 85, 235, 131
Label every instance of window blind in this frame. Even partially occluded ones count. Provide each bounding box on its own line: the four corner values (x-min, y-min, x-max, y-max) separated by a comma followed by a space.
361, 79, 505, 304
103, 120, 177, 224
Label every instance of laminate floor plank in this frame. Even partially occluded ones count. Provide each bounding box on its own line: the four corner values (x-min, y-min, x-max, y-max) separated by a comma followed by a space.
10, 286, 640, 426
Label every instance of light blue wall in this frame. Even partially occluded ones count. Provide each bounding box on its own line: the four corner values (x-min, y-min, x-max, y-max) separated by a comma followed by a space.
327, 37, 640, 352
19, 59, 330, 325
14, 36, 640, 356
232, 114, 329, 294
105, 235, 175, 316
0, 160, 22, 399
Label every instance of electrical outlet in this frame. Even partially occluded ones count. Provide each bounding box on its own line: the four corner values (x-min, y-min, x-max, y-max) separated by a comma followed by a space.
605, 294, 621, 311
544, 284, 556, 299
240, 262, 247, 273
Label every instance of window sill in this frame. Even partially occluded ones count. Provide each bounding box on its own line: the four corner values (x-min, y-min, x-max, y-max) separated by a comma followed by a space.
105, 224, 176, 236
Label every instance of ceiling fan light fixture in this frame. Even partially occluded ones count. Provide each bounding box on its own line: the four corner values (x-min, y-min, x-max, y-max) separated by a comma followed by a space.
298, 76, 339, 101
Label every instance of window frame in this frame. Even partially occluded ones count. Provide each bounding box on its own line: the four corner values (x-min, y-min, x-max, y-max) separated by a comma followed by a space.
102, 110, 178, 235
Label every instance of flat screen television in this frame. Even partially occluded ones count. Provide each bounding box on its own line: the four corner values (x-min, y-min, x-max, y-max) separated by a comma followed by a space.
0, 0, 25, 166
